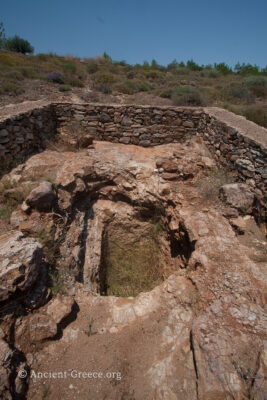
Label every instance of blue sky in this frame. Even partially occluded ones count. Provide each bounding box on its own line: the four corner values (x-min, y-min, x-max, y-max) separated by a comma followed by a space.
1, 0, 267, 67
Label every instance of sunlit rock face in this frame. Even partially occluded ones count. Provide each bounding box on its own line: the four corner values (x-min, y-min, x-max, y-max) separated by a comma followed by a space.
0, 136, 266, 400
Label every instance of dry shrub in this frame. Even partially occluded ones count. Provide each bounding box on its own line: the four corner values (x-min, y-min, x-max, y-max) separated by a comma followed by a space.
196, 167, 235, 201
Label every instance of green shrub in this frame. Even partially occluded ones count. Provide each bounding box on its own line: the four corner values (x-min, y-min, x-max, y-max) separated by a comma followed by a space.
87, 62, 98, 74
167, 59, 179, 72
243, 105, 267, 128
116, 80, 138, 94
0, 179, 35, 221
243, 76, 267, 98
225, 104, 267, 128
214, 62, 232, 75
201, 68, 220, 78
95, 84, 112, 94
244, 76, 267, 87
0, 53, 17, 66
173, 67, 190, 75
171, 87, 206, 106
186, 59, 203, 71
159, 88, 173, 98
48, 268, 67, 295
0, 82, 24, 95
66, 76, 84, 87
4, 70, 24, 81
62, 62, 76, 75
59, 84, 71, 92
4, 35, 34, 54
95, 72, 116, 85
224, 85, 254, 104
138, 81, 154, 91
145, 70, 163, 80
248, 85, 267, 99
235, 62, 260, 75
18, 67, 37, 78
36, 53, 49, 62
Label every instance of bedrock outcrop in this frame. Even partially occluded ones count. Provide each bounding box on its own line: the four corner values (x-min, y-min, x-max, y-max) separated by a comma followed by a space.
0, 138, 266, 400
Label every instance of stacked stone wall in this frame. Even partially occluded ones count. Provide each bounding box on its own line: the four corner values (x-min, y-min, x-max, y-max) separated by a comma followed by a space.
0, 104, 56, 171
0, 102, 265, 219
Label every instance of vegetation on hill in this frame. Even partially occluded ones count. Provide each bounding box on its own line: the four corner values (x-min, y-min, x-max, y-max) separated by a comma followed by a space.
0, 48, 266, 127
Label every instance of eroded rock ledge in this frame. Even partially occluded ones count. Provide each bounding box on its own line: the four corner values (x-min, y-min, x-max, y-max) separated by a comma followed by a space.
0, 102, 266, 222
0, 136, 266, 399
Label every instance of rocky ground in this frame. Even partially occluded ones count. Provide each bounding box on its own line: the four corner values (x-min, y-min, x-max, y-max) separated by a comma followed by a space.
0, 138, 266, 400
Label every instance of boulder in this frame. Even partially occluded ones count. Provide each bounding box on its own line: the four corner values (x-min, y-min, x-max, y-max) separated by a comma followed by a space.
25, 181, 56, 211
10, 210, 27, 228
220, 183, 254, 212
29, 314, 57, 342
77, 135, 94, 148
0, 231, 42, 302
161, 160, 179, 173
0, 339, 12, 364
46, 295, 75, 324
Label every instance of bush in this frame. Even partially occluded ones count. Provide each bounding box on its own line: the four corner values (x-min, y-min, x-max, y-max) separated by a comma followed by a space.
0, 82, 24, 95
59, 84, 71, 92
66, 77, 84, 87
171, 87, 206, 106
196, 168, 235, 201
145, 70, 163, 80
87, 62, 98, 74
95, 84, 112, 94
62, 63, 76, 75
167, 59, 179, 72
225, 85, 254, 104
214, 62, 232, 75
186, 59, 203, 71
47, 71, 65, 84
138, 81, 154, 91
4, 70, 24, 81
18, 67, 37, 78
243, 105, 267, 128
4, 35, 34, 54
0, 53, 17, 66
201, 68, 220, 78
36, 53, 49, 62
247, 85, 267, 99
173, 67, 190, 75
159, 88, 173, 98
95, 72, 116, 85
116, 80, 138, 94
235, 62, 260, 75
244, 76, 267, 87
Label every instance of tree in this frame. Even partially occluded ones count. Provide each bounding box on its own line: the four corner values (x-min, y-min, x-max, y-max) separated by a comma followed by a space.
4, 35, 34, 54
0, 22, 5, 49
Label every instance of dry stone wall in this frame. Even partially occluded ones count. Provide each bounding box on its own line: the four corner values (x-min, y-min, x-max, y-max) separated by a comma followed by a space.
0, 102, 265, 219
54, 103, 203, 146
0, 104, 56, 171
201, 112, 266, 196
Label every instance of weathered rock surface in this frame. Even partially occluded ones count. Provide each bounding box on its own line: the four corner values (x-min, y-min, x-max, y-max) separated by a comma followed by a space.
29, 314, 57, 342
0, 139, 266, 400
25, 180, 56, 211
220, 182, 254, 212
0, 231, 42, 302
46, 295, 75, 324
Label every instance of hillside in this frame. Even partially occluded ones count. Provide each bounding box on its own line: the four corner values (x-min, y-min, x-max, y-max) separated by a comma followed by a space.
0, 50, 267, 128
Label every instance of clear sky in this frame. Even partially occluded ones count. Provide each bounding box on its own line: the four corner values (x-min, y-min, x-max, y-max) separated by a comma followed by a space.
1, 0, 267, 67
